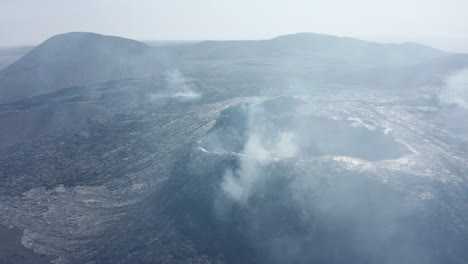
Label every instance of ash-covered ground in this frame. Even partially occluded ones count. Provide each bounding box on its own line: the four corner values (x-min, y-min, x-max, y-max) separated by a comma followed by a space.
1, 32, 468, 264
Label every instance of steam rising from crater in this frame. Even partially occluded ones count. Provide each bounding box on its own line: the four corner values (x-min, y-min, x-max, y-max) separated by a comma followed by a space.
221, 103, 299, 202
192, 97, 438, 264
203, 97, 408, 204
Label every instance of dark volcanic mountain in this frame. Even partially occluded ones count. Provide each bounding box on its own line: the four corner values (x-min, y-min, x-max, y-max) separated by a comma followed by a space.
166, 33, 447, 66
1, 32, 468, 264
0, 32, 167, 102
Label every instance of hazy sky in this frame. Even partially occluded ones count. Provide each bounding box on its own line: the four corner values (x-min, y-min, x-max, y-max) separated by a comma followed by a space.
1, 0, 467, 52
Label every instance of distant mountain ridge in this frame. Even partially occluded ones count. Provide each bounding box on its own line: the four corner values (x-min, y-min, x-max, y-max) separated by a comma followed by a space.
0, 32, 456, 102
164, 32, 447, 64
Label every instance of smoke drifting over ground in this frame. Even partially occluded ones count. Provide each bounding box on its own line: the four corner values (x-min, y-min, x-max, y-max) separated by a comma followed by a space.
149, 69, 201, 102
202, 96, 409, 202
220, 101, 299, 203
182, 96, 448, 264
439, 68, 468, 109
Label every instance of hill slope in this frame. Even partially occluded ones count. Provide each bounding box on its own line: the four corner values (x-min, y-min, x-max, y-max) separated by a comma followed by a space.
0, 46, 33, 71
0, 32, 165, 101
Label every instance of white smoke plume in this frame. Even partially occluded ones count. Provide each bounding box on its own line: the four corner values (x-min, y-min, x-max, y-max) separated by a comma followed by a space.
221, 104, 298, 203
165, 69, 201, 99
150, 69, 201, 101
439, 68, 468, 109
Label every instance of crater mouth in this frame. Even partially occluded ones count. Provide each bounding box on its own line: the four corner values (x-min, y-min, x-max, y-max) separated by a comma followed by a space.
201, 96, 408, 162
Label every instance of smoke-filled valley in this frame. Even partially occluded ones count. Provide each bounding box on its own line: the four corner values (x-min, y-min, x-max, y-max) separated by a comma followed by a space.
0, 31, 467, 264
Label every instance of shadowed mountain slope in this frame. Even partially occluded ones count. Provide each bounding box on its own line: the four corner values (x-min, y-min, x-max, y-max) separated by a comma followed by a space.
0, 32, 167, 102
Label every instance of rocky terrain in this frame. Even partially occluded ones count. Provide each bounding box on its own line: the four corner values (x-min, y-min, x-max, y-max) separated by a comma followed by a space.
0, 32, 467, 264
